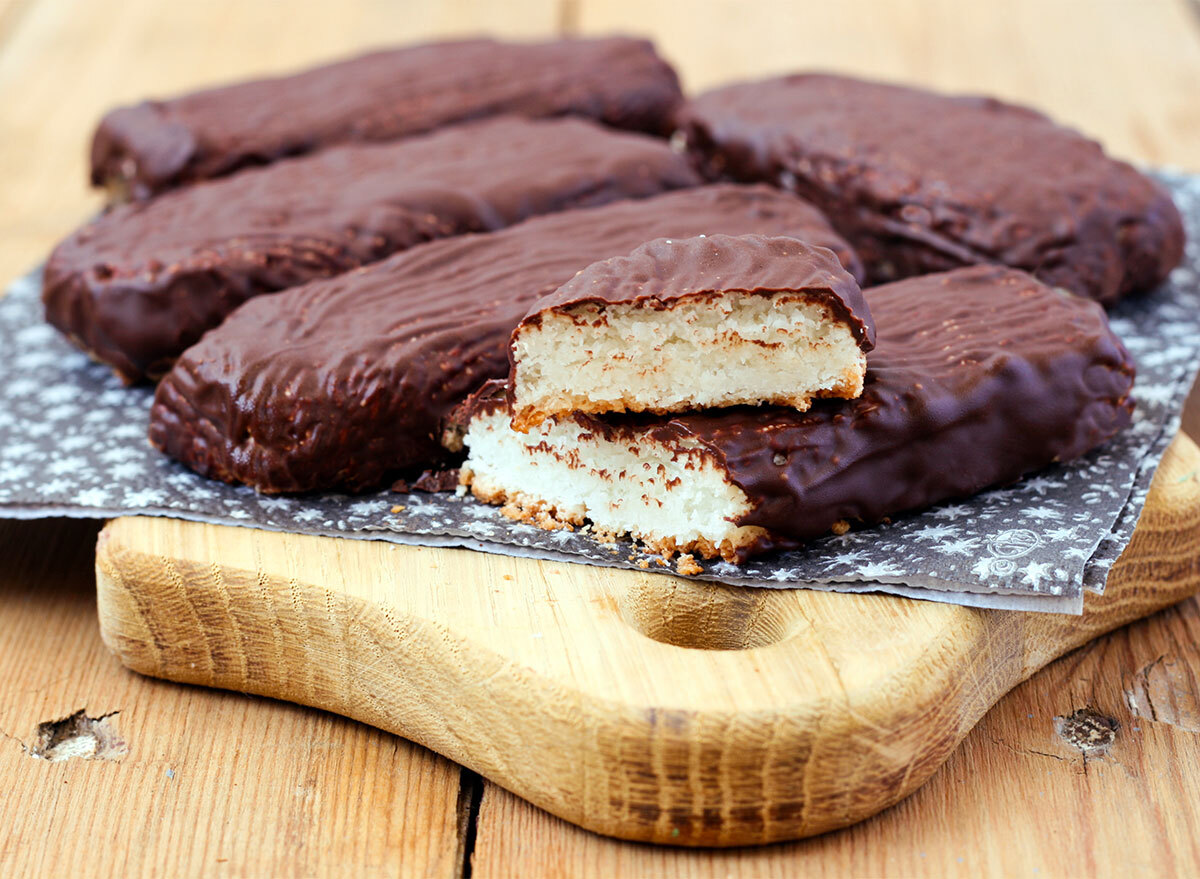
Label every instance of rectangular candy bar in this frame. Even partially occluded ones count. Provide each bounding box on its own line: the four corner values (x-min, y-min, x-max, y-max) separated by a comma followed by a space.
47, 116, 702, 382
453, 266, 1135, 562
508, 233, 875, 431
149, 185, 863, 493
677, 74, 1184, 305
92, 37, 684, 199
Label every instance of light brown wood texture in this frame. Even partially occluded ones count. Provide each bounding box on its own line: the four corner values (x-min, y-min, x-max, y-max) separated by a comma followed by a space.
0, 517, 469, 877
580, 0, 1200, 171
94, 433, 1200, 848
1, 0, 1199, 874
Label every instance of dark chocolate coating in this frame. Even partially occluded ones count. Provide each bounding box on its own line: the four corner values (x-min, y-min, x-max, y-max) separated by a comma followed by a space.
149, 185, 863, 493
92, 37, 684, 198
516, 232, 875, 349
677, 74, 1185, 305
609, 266, 1133, 558
48, 116, 702, 383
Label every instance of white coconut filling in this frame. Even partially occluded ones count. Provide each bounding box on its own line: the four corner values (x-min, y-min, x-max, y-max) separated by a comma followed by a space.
511, 293, 864, 429
460, 407, 762, 554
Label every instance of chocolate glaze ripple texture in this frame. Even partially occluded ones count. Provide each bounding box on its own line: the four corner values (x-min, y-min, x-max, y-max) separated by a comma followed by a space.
678, 73, 1185, 305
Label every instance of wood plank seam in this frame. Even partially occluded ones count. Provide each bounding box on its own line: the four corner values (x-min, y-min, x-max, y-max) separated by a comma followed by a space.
456, 768, 486, 878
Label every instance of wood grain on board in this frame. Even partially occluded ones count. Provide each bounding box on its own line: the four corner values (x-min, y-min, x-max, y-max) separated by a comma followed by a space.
1, 0, 1200, 875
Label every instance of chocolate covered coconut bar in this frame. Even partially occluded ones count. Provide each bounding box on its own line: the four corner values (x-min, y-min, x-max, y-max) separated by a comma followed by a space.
677, 74, 1184, 305
149, 185, 863, 493
92, 36, 684, 199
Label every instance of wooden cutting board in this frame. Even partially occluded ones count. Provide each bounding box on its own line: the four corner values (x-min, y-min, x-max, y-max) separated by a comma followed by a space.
93, 432, 1200, 847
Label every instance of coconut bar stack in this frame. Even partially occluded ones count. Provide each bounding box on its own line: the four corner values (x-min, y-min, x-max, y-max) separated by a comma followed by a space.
446, 70, 1161, 567
451, 249, 1135, 567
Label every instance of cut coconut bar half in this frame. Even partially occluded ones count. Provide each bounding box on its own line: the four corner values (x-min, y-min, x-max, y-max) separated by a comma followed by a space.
507, 233, 875, 431
447, 381, 768, 561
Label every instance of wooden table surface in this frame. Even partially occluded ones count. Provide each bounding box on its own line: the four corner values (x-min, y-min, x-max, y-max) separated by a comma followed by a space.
2, 1, 1199, 876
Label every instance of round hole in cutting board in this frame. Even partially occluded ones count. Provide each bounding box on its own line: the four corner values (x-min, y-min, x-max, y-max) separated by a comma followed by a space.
617, 577, 796, 650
